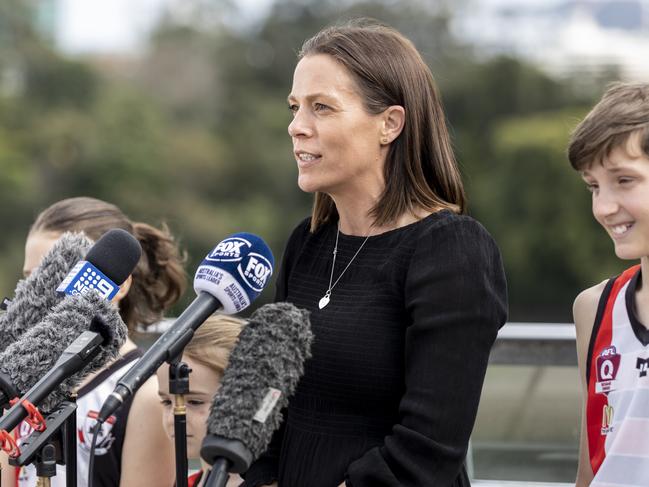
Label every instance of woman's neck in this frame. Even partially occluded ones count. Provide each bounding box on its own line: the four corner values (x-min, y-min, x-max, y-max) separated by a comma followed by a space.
330, 187, 380, 236
334, 201, 431, 236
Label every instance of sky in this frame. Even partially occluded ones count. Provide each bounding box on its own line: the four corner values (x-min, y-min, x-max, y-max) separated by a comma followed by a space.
56, 0, 274, 53
53, 0, 649, 81
55, 0, 559, 54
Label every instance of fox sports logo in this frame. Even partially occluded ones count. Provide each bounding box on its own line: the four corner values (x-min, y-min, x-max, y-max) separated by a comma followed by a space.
207, 237, 250, 262
240, 253, 272, 292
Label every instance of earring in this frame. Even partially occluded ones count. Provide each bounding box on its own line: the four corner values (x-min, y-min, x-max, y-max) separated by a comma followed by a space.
381, 137, 389, 144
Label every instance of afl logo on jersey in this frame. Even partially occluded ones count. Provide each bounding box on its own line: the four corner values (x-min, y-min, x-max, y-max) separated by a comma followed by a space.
596, 346, 620, 394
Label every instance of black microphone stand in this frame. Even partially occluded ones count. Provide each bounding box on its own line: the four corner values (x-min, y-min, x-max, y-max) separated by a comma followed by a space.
65, 393, 77, 487
8, 400, 78, 487
169, 359, 192, 487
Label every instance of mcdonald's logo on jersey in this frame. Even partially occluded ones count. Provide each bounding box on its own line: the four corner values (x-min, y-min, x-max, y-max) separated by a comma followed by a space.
601, 404, 614, 435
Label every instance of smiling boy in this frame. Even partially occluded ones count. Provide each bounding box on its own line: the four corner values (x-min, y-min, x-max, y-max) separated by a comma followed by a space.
569, 82, 649, 487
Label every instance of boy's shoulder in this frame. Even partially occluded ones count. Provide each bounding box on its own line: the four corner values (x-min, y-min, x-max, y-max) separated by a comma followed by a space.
573, 280, 610, 379
573, 280, 609, 338
574, 280, 608, 315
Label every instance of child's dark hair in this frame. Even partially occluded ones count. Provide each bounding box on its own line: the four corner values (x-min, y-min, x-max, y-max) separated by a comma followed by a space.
30, 197, 187, 331
568, 82, 649, 170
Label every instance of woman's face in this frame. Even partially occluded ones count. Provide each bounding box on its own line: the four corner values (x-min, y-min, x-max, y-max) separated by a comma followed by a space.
23, 231, 62, 277
157, 356, 221, 459
287, 54, 386, 198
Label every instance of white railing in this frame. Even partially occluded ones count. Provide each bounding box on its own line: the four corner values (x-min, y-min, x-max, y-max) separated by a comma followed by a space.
470, 322, 578, 486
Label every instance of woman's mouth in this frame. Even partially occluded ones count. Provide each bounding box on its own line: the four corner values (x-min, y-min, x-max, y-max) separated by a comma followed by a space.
295, 151, 322, 167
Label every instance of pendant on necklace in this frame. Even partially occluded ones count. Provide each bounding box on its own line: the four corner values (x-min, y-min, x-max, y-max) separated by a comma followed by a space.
318, 292, 331, 309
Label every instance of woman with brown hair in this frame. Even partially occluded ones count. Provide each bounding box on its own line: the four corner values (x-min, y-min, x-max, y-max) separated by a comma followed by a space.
2, 196, 187, 487
243, 20, 508, 487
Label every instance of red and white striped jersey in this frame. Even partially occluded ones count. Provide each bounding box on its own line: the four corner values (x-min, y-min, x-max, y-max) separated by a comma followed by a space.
586, 265, 649, 486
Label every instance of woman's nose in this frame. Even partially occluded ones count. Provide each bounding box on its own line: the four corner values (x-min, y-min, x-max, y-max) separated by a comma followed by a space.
288, 109, 313, 138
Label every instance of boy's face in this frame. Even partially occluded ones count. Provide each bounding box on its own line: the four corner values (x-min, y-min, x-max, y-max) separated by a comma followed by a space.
581, 132, 649, 261
157, 356, 221, 459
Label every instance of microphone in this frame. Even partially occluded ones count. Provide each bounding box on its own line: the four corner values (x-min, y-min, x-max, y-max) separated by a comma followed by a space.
0, 232, 92, 353
0, 228, 141, 410
200, 302, 312, 486
97, 232, 274, 423
55, 228, 142, 300
0, 291, 128, 434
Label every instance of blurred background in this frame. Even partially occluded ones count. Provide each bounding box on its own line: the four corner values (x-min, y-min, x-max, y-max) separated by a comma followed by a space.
1, 0, 648, 483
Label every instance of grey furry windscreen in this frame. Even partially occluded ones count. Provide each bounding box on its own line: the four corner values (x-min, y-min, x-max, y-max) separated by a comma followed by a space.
0, 232, 92, 353
0, 290, 127, 412
205, 302, 312, 459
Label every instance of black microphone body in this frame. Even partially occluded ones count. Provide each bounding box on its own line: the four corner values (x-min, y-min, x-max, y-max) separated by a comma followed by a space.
98, 292, 220, 422
0, 290, 128, 418
201, 302, 313, 485
0, 328, 105, 434
206, 459, 230, 487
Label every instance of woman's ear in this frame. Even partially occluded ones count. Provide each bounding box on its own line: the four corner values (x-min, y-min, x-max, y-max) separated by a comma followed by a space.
112, 275, 133, 304
380, 105, 406, 145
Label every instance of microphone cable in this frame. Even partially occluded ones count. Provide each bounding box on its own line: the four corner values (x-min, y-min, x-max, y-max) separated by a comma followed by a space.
87, 422, 102, 487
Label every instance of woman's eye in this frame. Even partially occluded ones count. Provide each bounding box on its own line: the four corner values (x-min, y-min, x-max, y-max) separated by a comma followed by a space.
288, 104, 298, 114
618, 177, 634, 185
314, 102, 329, 112
585, 183, 597, 193
159, 399, 172, 407
187, 399, 205, 406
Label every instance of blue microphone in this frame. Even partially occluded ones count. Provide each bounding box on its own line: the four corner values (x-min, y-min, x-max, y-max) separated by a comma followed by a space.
56, 262, 120, 300
194, 233, 274, 314
56, 227, 142, 301
97, 233, 274, 423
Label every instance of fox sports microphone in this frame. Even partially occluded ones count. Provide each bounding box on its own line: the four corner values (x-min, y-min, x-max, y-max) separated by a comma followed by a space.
0, 228, 141, 411
0, 232, 92, 353
97, 232, 274, 423
201, 302, 312, 487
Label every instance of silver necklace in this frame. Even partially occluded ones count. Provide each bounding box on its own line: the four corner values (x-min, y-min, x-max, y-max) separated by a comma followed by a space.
318, 225, 372, 309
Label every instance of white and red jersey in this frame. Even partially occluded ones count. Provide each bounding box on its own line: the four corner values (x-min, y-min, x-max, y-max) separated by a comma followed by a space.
586, 265, 649, 486
13, 349, 141, 487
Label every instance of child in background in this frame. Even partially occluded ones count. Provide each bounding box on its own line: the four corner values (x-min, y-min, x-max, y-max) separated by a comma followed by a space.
569, 83, 649, 487
2, 196, 187, 487
157, 314, 246, 487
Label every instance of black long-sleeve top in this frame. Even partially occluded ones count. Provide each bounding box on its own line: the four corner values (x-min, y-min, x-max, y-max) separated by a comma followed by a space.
243, 210, 508, 487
